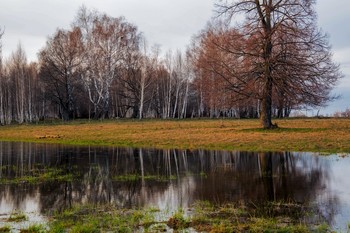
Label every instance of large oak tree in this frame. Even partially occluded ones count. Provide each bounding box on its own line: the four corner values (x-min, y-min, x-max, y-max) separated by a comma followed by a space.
214, 0, 342, 128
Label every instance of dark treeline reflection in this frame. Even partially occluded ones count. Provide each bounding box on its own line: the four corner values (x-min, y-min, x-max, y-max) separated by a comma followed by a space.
0, 142, 337, 223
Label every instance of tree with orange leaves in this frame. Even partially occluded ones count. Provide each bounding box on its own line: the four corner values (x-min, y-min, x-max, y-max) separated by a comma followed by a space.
212, 0, 342, 128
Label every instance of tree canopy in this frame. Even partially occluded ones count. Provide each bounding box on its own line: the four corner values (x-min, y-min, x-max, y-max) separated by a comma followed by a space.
204, 0, 342, 128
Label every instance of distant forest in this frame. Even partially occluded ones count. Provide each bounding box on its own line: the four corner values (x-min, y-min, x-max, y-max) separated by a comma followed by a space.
0, 3, 341, 124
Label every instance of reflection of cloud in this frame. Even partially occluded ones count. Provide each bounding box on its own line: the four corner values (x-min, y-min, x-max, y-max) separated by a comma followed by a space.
0, 187, 41, 213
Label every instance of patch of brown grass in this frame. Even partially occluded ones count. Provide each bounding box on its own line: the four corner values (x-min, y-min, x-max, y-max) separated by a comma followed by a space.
0, 118, 349, 152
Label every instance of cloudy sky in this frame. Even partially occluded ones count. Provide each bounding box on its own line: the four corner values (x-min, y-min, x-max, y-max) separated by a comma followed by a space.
0, 0, 349, 115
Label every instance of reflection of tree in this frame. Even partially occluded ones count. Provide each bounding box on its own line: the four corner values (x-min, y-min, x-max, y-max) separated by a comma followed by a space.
193, 151, 323, 201
192, 151, 338, 224
0, 142, 340, 225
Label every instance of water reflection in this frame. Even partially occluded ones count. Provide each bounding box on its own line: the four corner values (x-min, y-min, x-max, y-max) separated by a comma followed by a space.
0, 142, 348, 230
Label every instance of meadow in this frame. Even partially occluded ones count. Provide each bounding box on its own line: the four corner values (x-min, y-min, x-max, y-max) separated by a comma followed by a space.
0, 118, 349, 152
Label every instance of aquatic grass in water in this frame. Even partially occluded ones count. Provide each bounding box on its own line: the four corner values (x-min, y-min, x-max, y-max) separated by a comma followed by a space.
49, 204, 157, 232
8, 212, 27, 222
19, 224, 46, 233
112, 174, 177, 182
0, 167, 77, 184
167, 209, 190, 230
0, 203, 329, 233
190, 201, 325, 233
0, 226, 11, 233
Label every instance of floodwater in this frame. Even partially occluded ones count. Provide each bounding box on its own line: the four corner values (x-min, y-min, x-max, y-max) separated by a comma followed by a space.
0, 142, 349, 231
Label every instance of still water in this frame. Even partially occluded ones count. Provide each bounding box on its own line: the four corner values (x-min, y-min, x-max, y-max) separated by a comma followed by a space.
0, 142, 349, 231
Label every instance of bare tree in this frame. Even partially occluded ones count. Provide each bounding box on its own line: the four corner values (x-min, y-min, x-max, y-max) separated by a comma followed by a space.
0, 29, 5, 125
39, 28, 84, 121
75, 7, 140, 119
8, 44, 28, 123
163, 50, 174, 118
192, 24, 258, 118
215, 0, 342, 128
179, 52, 194, 119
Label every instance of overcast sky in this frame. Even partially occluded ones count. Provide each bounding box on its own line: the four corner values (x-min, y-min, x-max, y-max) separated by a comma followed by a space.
0, 0, 349, 115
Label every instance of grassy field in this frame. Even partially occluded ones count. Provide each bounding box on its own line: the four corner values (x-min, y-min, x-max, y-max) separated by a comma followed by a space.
0, 118, 349, 152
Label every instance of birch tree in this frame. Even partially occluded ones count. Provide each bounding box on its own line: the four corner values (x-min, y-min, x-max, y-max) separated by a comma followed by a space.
7, 44, 28, 123
0, 29, 4, 124
117, 40, 157, 119
75, 7, 140, 119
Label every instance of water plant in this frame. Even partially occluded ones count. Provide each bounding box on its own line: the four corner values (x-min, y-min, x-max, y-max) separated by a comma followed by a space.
19, 224, 46, 233
48, 204, 157, 232
0, 201, 333, 232
167, 209, 190, 230
8, 212, 27, 222
0, 226, 11, 233
112, 174, 177, 182
190, 201, 328, 233
0, 167, 77, 185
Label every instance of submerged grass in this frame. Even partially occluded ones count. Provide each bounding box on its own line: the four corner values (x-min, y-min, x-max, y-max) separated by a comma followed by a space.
20, 224, 46, 233
0, 200, 331, 232
0, 118, 350, 152
48, 204, 157, 233
0, 226, 10, 233
8, 212, 28, 222
40, 201, 330, 232
113, 174, 177, 182
190, 201, 329, 233
0, 167, 76, 185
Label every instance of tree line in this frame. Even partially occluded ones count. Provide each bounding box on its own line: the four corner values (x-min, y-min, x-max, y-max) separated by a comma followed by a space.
0, 2, 342, 127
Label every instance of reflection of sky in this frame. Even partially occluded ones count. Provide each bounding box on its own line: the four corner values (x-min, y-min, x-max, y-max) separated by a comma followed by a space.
325, 155, 350, 232
0, 190, 46, 229
0, 190, 40, 214
292, 153, 350, 231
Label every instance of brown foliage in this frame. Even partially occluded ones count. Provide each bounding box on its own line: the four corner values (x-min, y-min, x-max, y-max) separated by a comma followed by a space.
194, 0, 343, 128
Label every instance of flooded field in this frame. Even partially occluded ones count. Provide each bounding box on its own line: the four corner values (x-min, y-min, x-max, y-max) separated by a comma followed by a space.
0, 142, 349, 232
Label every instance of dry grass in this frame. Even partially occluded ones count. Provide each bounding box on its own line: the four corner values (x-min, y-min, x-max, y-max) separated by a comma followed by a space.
0, 118, 350, 152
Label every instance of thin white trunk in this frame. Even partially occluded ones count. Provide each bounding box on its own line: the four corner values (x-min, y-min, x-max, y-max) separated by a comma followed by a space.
139, 78, 145, 120
172, 82, 180, 118
181, 78, 189, 119
0, 81, 3, 125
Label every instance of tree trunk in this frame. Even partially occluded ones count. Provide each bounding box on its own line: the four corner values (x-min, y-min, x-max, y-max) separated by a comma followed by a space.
260, 76, 274, 129
258, 1, 275, 129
